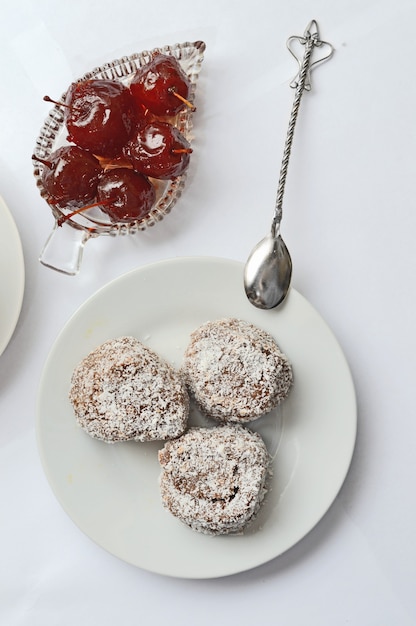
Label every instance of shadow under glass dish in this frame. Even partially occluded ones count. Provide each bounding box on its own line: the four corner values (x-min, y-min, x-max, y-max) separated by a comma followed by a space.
33, 40, 206, 275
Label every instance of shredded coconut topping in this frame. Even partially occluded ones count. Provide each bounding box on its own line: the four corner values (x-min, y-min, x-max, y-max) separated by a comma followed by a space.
181, 318, 293, 423
68, 320, 294, 536
158, 424, 270, 535
69, 336, 189, 442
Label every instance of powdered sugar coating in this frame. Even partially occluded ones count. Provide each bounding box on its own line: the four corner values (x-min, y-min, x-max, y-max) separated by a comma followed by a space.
69, 336, 189, 442
158, 425, 270, 535
181, 318, 293, 423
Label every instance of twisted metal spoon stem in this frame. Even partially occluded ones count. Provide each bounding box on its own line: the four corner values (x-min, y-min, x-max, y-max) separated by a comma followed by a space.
273, 25, 316, 236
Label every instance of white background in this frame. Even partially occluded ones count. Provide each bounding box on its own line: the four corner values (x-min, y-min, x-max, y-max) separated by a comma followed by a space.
1, 0, 415, 624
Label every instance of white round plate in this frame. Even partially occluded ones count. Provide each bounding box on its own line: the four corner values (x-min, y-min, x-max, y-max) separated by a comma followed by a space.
0, 196, 25, 357
36, 257, 356, 579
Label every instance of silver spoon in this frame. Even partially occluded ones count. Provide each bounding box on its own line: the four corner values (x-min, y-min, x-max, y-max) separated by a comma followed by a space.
244, 20, 334, 309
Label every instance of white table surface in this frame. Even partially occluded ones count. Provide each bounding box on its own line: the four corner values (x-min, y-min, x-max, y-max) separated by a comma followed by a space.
1, 0, 415, 624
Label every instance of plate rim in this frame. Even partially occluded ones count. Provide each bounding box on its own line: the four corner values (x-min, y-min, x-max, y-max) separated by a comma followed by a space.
0, 195, 25, 357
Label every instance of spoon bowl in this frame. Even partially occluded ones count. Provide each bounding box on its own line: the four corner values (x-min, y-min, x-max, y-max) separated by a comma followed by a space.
244, 233, 292, 309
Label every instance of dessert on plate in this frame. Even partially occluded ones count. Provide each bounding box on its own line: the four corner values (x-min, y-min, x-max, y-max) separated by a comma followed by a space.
158, 424, 270, 535
69, 336, 189, 443
181, 318, 293, 423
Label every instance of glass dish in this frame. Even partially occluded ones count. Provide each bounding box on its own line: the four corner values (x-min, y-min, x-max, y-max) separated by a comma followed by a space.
33, 40, 206, 275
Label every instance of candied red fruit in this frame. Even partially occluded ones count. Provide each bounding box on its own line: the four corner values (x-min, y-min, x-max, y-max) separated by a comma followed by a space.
97, 168, 156, 222
65, 79, 140, 158
124, 121, 192, 180
35, 145, 102, 203
130, 53, 193, 117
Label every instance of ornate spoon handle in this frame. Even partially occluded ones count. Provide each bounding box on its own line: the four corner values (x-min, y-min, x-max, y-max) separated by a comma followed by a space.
272, 20, 334, 238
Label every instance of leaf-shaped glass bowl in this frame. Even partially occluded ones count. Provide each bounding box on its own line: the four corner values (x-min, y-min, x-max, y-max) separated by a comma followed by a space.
33, 40, 206, 275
